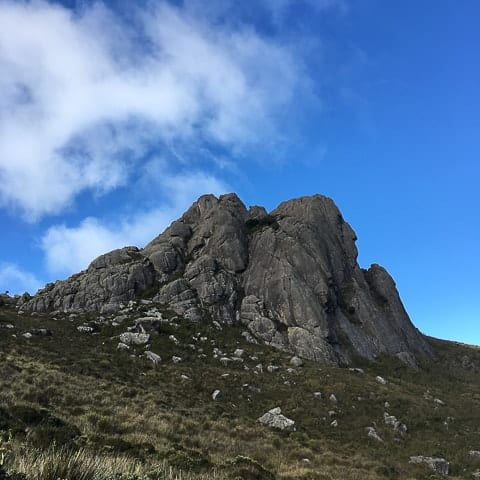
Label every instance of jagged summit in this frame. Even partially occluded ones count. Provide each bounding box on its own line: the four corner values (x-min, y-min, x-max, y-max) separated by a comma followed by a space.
19, 193, 433, 365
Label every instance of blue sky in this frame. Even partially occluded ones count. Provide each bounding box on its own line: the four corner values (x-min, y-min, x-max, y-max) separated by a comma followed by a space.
0, 0, 478, 345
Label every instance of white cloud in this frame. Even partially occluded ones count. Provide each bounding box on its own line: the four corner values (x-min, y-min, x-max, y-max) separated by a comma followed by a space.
0, 0, 304, 220
0, 263, 43, 295
41, 171, 229, 276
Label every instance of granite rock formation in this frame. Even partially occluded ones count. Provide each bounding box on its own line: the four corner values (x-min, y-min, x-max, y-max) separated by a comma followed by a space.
18, 193, 433, 364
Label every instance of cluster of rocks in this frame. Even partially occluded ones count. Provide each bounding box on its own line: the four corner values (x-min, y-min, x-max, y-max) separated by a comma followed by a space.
16, 193, 433, 367
258, 407, 296, 431
409, 456, 450, 476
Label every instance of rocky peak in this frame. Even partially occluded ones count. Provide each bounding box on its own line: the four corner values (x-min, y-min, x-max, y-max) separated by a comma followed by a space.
18, 193, 433, 365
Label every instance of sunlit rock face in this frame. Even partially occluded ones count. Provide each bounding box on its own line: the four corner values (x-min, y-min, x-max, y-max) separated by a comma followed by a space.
19, 193, 433, 365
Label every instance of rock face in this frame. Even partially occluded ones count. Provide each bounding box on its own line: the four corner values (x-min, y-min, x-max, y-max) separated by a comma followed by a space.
18, 193, 433, 365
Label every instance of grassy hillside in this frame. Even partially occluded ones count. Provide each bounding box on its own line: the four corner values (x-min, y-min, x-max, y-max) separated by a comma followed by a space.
0, 301, 479, 479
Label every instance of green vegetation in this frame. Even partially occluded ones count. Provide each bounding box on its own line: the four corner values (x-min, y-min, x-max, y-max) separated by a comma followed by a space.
0, 302, 480, 479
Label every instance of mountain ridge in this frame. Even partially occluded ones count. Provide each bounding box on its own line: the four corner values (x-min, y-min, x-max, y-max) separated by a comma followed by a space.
18, 192, 432, 365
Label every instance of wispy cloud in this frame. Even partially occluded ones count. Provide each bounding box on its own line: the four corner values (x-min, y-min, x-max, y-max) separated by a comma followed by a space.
0, 0, 305, 220
41, 171, 229, 276
0, 263, 43, 295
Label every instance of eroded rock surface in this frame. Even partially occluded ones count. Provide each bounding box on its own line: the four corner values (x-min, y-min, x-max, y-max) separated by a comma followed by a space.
18, 193, 433, 365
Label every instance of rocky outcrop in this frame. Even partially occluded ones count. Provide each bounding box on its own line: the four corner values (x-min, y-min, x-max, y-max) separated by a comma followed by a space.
18, 193, 433, 365
21, 247, 157, 314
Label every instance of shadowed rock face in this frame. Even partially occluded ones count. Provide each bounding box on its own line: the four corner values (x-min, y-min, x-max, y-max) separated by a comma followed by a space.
19, 193, 433, 364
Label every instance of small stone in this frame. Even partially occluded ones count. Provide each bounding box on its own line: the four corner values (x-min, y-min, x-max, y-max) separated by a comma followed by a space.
212, 389, 222, 401
180, 374, 190, 380
329, 394, 337, 403
119, 332, 150, 345
144, 351, 161, 365
366, 426, 383, 442
434, 398, 445, 406
212, 320, 222, 330
330, 419, 338, 427
233, 348, 245, 358
220, 357, 232, 366
172, 356, 182, 363
22, 332, 32, 339
313, 392, 322, 399
376, 376, 387, 385
267, 365, 279, 373
409, 456, 449, 476
77, 325, 94, 333
290, 356, 304, 367
349, 367, 365, 374
117, 342, 130, 351
169, 334, 179, 345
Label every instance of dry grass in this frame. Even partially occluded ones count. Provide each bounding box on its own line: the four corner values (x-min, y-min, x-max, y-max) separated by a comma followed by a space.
1, 304, 480, 479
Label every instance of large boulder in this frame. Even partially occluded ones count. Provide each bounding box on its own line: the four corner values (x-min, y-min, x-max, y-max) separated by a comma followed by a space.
258, 407, 296, 431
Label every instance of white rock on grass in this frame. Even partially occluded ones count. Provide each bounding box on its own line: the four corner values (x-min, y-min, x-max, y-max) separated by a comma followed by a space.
409, 456, 450, 476
329, 394, 338, 403
220, 357, 232, 367
384, 412, 407, 436
119, 332, 150, 345
212, 389, 222, 401
313, 392, 322, 400
117, 342, 130, 351
172, 356, 182, 364
290, 356, 304, 367
144, 351, 161, 365
77, 326, 94, 333
233, 348, 245, 358
258, 407, 296, 431
376, 376, 387, 385
366, 427, 383, 442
